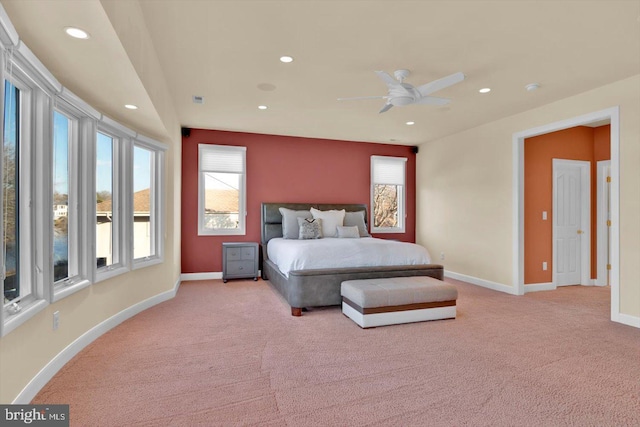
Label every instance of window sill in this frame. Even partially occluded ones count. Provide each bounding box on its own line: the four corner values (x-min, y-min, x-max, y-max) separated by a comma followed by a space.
95, 264, 129, 284
132, 256, 163, 270
52, 278, 92, 303
197, 229, 246, 236
2, 298, 48, 337
371, 228, 406, 234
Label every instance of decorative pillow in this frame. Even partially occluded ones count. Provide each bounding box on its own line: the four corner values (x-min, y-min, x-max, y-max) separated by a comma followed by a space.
336, 225, 360, 239
298, 217, 323, 240
344, 211, 370, 237
310, 208, 346, 238
279, 208, 312, 239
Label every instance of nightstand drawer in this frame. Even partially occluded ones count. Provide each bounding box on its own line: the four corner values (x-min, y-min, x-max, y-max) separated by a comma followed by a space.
226, 246, 255, 261
226, 260, 255, 276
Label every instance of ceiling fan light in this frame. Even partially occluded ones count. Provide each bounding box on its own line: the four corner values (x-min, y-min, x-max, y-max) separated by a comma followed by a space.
391, 96, 414, 106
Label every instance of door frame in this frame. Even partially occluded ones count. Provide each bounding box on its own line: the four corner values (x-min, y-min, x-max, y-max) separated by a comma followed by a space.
596, 160, 611, 287
552, 159, 590, 287
512, 106, 620, 323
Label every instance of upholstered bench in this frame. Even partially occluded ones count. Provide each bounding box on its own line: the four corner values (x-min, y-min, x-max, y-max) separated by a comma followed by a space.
341, 276, 458, 328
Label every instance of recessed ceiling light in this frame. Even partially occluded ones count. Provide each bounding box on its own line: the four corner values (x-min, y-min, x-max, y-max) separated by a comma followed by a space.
257, 83, 276, 91
124, 104, 138, 110
279, 56, 294, 63
479, 88, 491, 93
525, 83, 540, 91
258, 105, 268, 110
406, 121, 415, 126
64, 27, 90, 39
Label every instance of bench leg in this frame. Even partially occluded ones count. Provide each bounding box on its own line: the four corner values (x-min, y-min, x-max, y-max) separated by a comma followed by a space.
291, 307, 302, 317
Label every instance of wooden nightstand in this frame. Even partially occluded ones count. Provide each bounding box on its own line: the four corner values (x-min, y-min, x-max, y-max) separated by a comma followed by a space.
222, 242, 259, 282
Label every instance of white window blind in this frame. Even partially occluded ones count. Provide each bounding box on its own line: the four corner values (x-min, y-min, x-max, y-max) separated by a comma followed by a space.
371, 156, 406, 185
200, 145, 246, 173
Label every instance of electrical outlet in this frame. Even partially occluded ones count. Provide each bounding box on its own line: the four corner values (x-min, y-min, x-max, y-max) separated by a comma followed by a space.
53, 311, 60, 330
542, 262, 548, 271
542, 211, 548, 220
440, 252, 445, 261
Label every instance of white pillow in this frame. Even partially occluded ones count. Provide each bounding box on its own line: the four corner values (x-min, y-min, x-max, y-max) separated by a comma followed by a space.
310, 208, 345, 238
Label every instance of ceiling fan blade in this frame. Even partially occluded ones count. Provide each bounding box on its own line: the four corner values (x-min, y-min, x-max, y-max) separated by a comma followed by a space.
338, 95, 386, 101
415, 96, 451, 106
375, 70, 400, 88
379, 102, 393, 113
417, 72, 465, 97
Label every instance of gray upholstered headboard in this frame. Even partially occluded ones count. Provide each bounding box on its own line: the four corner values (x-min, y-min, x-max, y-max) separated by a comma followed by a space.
261, 203, 368, 244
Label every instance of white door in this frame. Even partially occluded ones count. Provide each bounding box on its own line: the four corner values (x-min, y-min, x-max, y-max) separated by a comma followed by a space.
553, 159, 590, 286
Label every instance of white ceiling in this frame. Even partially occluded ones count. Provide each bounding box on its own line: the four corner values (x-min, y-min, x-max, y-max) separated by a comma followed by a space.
2, 0, 639, 146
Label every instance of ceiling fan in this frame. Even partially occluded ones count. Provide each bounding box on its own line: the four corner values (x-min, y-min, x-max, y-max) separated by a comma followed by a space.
338, 69, 465, 113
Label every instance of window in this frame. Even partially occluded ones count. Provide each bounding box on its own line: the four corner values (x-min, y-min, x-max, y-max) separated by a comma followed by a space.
2, 71, 47, 335
371, 156, 406, 233
133, 146, 152, 259
96, 131, 117, 269
198, 144, 246, 235
51, 102, 92, 301
132, 137, 165, 268
3, 81, 20, 304
52, 111, 71, 282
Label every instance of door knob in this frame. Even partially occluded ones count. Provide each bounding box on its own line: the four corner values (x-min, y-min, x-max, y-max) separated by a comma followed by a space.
577, 230, 583, 234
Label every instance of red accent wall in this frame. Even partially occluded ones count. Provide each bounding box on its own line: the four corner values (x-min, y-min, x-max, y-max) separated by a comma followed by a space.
181, 129, 417, 273
524, 125, 610, 284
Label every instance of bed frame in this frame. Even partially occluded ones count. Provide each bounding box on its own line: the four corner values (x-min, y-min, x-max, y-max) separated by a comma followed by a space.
261, 203, 444, 316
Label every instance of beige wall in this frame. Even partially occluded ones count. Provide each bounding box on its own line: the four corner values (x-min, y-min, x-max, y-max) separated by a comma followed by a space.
416, 74, 640, 319
0, 1, 182, 404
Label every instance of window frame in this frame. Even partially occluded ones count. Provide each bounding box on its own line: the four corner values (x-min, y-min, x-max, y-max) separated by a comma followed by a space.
370, 155, 407, 234
93, 121, 131, 283
1, 61, 48, 335
197, 144, 247, 236
49, 98, 94, 302
132, 135, 165, 269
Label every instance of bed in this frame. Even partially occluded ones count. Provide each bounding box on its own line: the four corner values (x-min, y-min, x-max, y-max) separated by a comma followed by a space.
261, 202, 444, 316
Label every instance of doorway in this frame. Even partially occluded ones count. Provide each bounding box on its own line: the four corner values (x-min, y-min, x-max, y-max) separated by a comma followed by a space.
513, 107, 620, 323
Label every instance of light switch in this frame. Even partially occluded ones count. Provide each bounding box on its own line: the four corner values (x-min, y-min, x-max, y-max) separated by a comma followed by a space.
542, 211, 548, 220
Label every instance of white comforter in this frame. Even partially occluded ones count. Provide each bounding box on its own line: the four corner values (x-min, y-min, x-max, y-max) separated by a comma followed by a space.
267, 237, 431, 277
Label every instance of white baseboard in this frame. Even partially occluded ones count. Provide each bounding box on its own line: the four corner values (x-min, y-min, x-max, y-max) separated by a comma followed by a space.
524, 282, 556, 293
13, 277, 181, 404
444, 270, 517, 295
180, 272, 222, 281
180, 271, 262, 282
617, 313, 640, 328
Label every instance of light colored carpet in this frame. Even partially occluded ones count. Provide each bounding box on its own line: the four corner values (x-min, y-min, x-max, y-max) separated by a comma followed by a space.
33, 278, 640, 426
